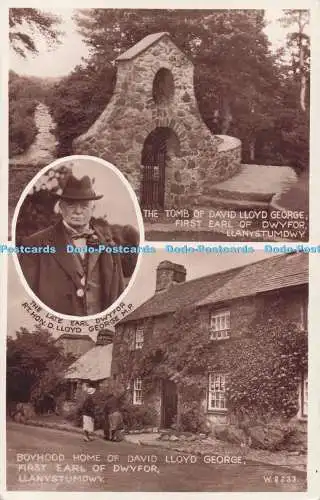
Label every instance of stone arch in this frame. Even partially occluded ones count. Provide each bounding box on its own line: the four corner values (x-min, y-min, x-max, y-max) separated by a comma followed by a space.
152, 68, 175, 105
140, 127, 180, 209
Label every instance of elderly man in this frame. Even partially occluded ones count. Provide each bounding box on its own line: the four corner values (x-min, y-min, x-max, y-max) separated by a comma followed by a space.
18, 174, 127, 316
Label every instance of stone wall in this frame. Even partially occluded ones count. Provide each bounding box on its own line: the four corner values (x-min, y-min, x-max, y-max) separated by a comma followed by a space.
198, 286, 307, 430
73, 34, 241, 208
113, 284, 307, 430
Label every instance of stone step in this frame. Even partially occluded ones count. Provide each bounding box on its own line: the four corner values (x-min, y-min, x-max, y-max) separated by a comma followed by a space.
203, 188, 273, 203
203, 196, 270, 210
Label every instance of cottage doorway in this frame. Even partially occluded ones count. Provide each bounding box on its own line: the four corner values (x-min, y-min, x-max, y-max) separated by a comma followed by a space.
140, 127, 179, 210
161, 379, 178, 428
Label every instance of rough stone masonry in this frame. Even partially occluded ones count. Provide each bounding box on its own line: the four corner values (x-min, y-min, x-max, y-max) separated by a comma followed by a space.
73, 32, 241, 209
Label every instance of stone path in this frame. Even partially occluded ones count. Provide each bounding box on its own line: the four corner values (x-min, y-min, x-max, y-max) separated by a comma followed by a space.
125, 433, 306, 473
213, 164, 297, 196
144, 164, 304, 241
10, 102, 57, 166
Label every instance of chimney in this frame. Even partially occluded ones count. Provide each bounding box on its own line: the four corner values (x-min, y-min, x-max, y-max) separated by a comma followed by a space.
156, 260, 186, 292
96, 329, 114, 345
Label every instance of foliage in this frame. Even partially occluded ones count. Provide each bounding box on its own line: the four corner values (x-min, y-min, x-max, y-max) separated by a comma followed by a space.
114, 300, 307, 430
179, 400, 208, 434
279, 10, 310, 113
73, 381, 157, 430
9, 71, 58, 157
9, 8, 62, 58
15, 164, 72, 239
120, 404, 158, 430
64, 403, 82, 426
6, 327, 75, 409
47, 63, 115, 156
10, 9, 310, 172
225, 318, 307, 421
9, 72, 38, 156
43, 8, 309, 172
90, 382, 126, 429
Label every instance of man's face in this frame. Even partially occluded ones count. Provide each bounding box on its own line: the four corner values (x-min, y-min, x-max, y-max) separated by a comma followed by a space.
60, 199, 95, 229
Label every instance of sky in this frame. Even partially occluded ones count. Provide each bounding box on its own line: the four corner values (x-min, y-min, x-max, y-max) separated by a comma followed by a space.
9, 9, 293, 78
7, 249, 271, 339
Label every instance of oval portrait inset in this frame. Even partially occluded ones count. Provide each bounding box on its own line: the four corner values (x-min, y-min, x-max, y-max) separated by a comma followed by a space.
12, 155, 144, 319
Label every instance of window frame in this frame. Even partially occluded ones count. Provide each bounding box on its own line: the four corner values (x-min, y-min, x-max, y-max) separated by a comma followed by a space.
209, 309, 231, 340
299, 372, 308, 419
133, 377, 143, 406
207, 372, 227, 413
135, 326, 144, 350
299, 298, 308, 332
66, 381, 78, 401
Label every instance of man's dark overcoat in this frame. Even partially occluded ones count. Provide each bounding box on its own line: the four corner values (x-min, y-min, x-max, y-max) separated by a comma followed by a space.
18, 218, 125, 316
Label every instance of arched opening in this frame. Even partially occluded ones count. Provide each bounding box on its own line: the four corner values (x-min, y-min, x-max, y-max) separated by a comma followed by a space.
141, 127, 180, 209
152, 68, 175, 105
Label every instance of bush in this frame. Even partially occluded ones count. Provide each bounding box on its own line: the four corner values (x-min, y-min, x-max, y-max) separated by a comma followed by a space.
179, 401, 208, 434
48, 64, 115, 156
9, 71, 50, 157
64, 403, 82, 427
121, 404, 158, 430
9, 100, 38, 156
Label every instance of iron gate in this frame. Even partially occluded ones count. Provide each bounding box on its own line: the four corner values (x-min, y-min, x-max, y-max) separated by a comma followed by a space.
141, 150, 166, 209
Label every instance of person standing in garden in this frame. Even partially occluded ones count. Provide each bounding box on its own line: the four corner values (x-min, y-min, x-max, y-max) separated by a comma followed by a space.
82, 386, 96, 442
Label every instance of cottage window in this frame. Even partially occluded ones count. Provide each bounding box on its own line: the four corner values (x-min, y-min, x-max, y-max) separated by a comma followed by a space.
66, 381, 77, 401
133, 378, 143, 405
299, 298, 308, 331
299, 373, 308, 418
208, 373, 227, 411
135, 327, 144, 349
209, 310, 230, 339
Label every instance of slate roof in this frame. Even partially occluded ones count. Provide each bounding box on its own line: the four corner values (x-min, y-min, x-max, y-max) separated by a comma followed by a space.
121, 253, 308, 323
116, 32, 170, 61
197, 253, 308, 307
56, 334, 93, 342
65, 344, 113, 381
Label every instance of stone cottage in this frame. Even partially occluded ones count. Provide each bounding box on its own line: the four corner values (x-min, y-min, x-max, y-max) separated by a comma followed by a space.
64, 329, 114, 400
112, 254, 308, 433
73, 32, 241, 210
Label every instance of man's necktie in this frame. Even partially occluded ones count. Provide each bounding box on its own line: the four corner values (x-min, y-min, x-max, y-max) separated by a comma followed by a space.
72, 230, 95, 240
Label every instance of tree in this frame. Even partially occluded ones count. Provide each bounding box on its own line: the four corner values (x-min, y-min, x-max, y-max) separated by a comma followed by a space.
7, 327, 75, 406
9, 8, 62, 58
48, 9, 309, 170
279, 10, 310, 112
48, 63, 115, 155
55, 10, 280, 163
73, 9, 277, 143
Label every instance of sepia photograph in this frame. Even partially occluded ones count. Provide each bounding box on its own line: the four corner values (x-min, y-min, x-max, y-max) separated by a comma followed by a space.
8, 8, 310, 242
12, 156, 143, 317
6, 248, 308, 492
4, 4, 314, 497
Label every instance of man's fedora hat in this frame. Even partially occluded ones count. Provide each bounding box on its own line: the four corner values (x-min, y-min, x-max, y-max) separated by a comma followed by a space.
59, 175, 103, 201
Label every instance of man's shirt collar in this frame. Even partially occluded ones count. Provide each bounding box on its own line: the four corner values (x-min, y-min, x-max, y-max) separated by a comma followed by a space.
62, 220, 91, 235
